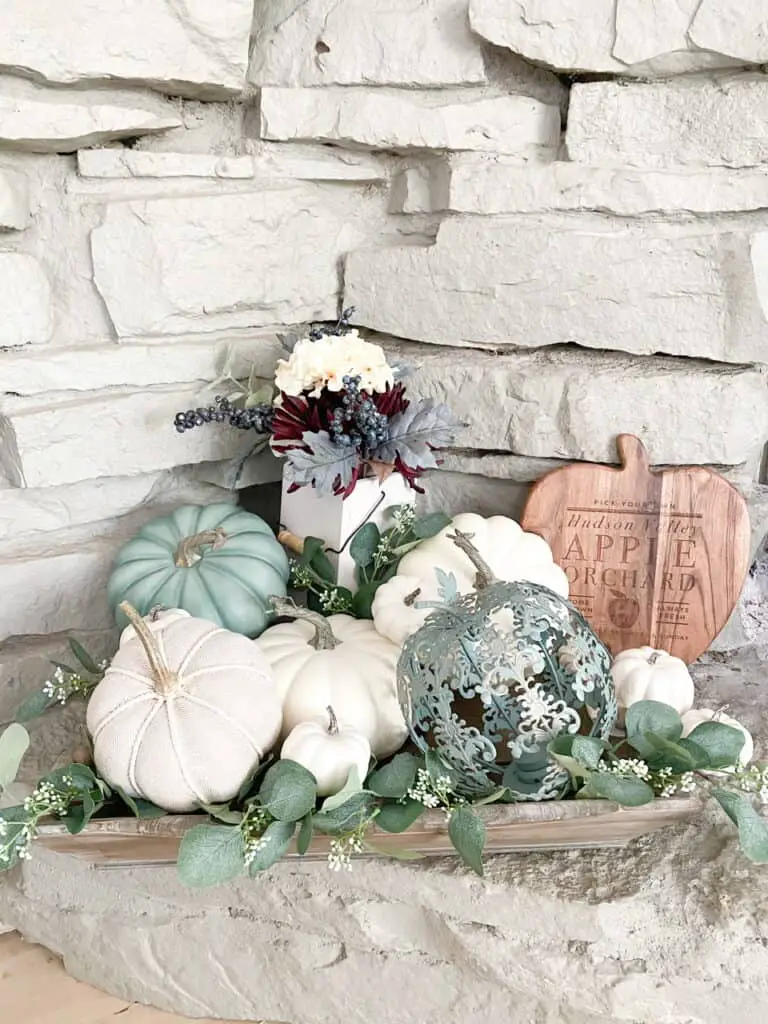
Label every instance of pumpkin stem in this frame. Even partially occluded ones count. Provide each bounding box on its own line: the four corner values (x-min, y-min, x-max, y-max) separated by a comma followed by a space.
118, 602, 177, 694
327, 706, 339, 734
269, 596, 341, 650
447, 529, 497, 589
647, 651, 662, 665
174, 527, 227, 568
278, 530, 305, 556
403, 587, 421, 607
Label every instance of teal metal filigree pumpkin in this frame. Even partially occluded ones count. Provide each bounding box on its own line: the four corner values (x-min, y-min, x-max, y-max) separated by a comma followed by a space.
396, 531, 617, 800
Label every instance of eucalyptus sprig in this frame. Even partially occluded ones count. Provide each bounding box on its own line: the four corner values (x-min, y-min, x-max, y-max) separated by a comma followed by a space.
13, 638, 107, 724
288, 505, 452, 619
549, 699, 768, 863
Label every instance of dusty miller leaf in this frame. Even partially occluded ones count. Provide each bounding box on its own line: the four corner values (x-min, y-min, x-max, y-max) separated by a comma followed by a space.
282, 430, 358, 496
377, 400, 461, 468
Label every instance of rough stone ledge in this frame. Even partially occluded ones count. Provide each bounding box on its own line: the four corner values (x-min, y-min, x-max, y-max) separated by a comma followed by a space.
2, 792, 767, 1023
0, 168, 29, 229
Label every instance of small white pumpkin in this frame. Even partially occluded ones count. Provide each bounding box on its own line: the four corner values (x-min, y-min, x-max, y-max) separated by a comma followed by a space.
682, 708, 754, 767
87, 604, 282, 813
281, 706, 371, 797
257, 598, 407, 759
611, 647, 694, 725
372, 512, 569, 645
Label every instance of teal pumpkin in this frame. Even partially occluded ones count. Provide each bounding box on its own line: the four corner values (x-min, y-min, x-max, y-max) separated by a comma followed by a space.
108, 505, 290, 638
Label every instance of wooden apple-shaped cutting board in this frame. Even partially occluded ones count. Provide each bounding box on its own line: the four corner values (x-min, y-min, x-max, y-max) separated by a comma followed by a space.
521, 435, 750, 663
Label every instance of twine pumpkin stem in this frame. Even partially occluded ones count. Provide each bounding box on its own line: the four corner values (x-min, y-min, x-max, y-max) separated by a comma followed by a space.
269, 596, 341, 650
448, 529, 497, 590
119, 602, 177, 694
174, 527, 227, 567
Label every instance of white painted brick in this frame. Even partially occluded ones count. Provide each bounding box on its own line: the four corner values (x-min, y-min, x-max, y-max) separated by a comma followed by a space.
0, 386, 256, 488
568, 77, 768, 169
411, 157, 768, 216
347, 219, 768, 363
469, 0, 748, 75
0, 338, 282, 396
0, 82, 181, 154
77, 145, 389, 183
250, 0, 487, 87
0, 254, 53, 347
259, 87, 561, 156
0, 0, 253, 98
0, 469, 233, 540
90, 187, 385, 339
381, 341, 768, 470
0, 169, 29, 229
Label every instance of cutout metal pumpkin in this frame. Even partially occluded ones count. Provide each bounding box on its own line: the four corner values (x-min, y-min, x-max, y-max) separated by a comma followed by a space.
107, 504, 290, 638
396, 532, 616, 800
521, 435, 750, 663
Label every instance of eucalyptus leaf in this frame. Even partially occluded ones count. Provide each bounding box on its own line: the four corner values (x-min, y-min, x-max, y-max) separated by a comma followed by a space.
676, 737, 713, 770
448, 807, 486, 876
425, 749, 459, 789
297, 813, 313, 855
548, 736, 592, 782
625, 701, 683, 743
312, 792, 377, 835
472, 787, 510, 807
374, 799, 425, 834
582, 772, 655, 806
14, 689, 56, 724
638, 734, 697, 773
351, 580, 378, 620
258, 760, 317, 822
115, 787, 167, 819
412, 512, 451, 539
367, 753, 421, 799
0, 724, 30, 792
350, 523, 380, 569
238, 756, 274, 802
61, 789, 97, 835
68, 638, 101, 675
686, 722, 747, 770
571, 736, 607, 770
321, 765, 363, 812
200, 803, 244, 825
177, 824, 246, 888
248, 820, 296, 874
712, 789, 768, 863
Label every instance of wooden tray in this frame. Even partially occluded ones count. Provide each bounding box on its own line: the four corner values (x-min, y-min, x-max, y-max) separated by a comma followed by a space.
36, 799, 699, 869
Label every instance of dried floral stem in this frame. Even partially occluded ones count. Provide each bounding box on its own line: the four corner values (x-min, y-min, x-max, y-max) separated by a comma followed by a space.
174, 528, 227, 567
118, 602, 177, 694
448, 529, 496, 589
270, 596, 341, 650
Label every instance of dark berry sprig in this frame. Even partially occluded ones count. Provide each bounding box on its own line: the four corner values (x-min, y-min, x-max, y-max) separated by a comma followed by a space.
309, 307, 355, 341
329, 375, 391, 456
173, 396, 274, 435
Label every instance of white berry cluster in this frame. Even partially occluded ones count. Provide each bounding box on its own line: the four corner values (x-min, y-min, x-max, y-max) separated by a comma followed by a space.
407, 768, 455, 810
390, 504, 416, 533
241, 807, 272, 867
41, 663, 106, 706
598, 758, 650, 780
652, 767, 697, 798
736, 764, 768, 804
327, 831, 365, 872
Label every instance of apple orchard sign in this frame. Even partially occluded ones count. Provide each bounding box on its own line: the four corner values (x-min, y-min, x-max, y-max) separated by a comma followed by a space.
521, 435, 751, 664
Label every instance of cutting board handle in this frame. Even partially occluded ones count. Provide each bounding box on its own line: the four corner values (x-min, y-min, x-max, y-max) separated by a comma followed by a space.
617, 433, 650, 472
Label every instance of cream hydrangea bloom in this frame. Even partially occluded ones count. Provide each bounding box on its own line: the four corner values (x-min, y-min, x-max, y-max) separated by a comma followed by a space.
274, 331, 395, 397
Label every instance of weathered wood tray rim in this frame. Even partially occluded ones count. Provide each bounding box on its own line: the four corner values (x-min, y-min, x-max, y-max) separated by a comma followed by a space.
36, 798, 701, 867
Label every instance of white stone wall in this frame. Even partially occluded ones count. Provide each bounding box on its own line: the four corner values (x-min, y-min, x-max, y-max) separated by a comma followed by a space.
2, 1, 768, 713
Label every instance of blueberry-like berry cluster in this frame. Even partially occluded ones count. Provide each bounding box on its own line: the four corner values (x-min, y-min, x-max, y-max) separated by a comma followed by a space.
174, 396, 274, 434
309, 307, 354, 341
330, 375, 391, 455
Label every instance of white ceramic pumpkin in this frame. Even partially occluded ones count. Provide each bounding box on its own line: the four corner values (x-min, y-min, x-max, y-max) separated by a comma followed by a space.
371, 512, 569, 645
281, 707, 371, 797
682, 708, 754, 767
257, 599, 406, 758
87, 604, 282, 813
611, 646, 695, 725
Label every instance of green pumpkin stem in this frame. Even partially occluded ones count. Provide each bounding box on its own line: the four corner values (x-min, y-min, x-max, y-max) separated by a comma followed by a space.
269, 596, 341, 651
119, 602, 177, 694
447, 529, 497, 590
174, 527, 227, 568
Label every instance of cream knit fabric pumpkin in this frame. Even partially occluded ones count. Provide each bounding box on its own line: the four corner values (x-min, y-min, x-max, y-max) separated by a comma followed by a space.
87, 605, 281, 812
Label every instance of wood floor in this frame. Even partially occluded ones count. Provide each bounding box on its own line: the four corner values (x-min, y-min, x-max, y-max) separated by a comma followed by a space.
0, 931, 274, 1023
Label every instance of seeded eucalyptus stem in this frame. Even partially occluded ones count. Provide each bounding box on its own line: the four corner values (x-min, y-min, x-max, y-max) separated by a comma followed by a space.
447, 529, 496, 589
270, 596, 341, 650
